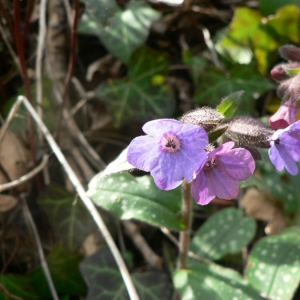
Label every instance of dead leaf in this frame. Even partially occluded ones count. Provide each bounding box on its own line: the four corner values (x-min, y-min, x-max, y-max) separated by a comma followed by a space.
0, 194, 18, 212
0, 129, 30, 192
240, 188, 287, 235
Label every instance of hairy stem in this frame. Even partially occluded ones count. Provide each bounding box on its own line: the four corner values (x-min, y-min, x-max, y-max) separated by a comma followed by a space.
177, 180, 193, 270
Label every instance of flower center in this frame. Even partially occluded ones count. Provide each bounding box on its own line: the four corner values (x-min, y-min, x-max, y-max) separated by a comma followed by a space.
204, 157, 217, 170
160, 132, 181, 153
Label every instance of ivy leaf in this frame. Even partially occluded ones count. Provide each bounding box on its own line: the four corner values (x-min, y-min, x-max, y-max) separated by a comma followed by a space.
190, 208, 256, 261
87, 173, 185, 231
79, 1, 160, 63
193, 65, 273, 114
96, 46, 175, 127
174, 259, 262, 300
216, 90, 245, 118
38, 185, 97, 252
30, 245, 87, 298
80, 248, 172, 300
246, 228, 300, 300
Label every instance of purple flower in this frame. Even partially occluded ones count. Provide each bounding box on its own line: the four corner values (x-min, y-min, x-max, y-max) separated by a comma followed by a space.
191, 142, 255, 205
127, 119, 208, 190
269, 120, 300, 175
269, 98, 298, 130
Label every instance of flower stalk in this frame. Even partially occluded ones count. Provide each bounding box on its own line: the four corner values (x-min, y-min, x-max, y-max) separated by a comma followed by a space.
177, 180, 193, 270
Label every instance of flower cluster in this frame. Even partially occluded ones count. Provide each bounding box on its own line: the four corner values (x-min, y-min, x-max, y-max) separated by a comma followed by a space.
126, 44, 300, 206
127, 117, 300, 205
269, 45, 300, 129
127, 118, 256, 205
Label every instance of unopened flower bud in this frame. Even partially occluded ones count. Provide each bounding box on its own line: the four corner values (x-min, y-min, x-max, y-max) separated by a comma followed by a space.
279, 45, 300, 62
225, 117, 274, 148
180, 107, 224, 133
270, 63, 300, 81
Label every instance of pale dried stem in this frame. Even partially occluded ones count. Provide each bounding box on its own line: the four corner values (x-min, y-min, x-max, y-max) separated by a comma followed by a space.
200, 26, 225, 72
35, 0, 48, 136
0, 154, 49, 192
21, 193, 59, 300
9, 96, 140, 300
123, 220, 162, 268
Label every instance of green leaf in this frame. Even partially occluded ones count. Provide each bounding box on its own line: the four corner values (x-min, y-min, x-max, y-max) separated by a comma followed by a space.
216, 90, 245, 118
258, 150, 300, 213
190, 208, 256, 261
80, 248, 172, 300
216, 7, 278, 74
87, 173, 185, 230
246, 228, 300, 300
240, 176, 268, 191
174, 259, 262, 300
79, 1, 160, 63
38, 185, 97, 252
0, 275, 39, 300
285, 67, 300, 77
193, 65, 273, 114
266, 5, 300, 44
96, 46, 175, 127
30, 245, 87, 298
259, 0, 300, 15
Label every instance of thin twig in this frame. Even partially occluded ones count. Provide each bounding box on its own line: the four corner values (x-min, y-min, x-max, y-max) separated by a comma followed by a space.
53, 87, 106, 170
0, 155, 49, 193
123, 220, 162, 268
11, 96, 140, 300
200, 26, 225, 72
0, 23, 19, 69
21, 193, 59, 300
0, 283, 23, 300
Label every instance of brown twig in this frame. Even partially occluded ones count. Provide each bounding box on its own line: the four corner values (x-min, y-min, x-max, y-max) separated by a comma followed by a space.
123, 220, 162, 269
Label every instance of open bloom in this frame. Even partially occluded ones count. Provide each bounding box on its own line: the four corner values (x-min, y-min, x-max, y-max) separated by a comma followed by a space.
127, 119, 208, 190
191, 142, 255, 205
269, 120, 300, 175
269, 98, 298, 130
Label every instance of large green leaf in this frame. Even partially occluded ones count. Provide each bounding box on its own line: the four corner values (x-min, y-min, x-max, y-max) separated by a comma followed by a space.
0, 275, 39, 300
80, 248, 172, 300
79, 1, 160, 63
174, 259, 262, 300
246, 228, 300, 300
193, 65, 273, 114
30, 245, 87, 298
96, 46, 175, 127
87, 173, 185, 230
38, 185, 97, 252
190, 208, 256, 261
